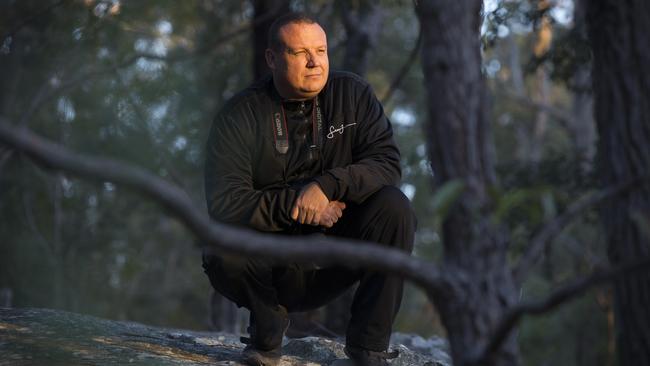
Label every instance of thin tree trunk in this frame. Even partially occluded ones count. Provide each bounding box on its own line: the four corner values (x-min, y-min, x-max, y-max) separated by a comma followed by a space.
530, 67, 549, 164
417, 1, 519, 365
569, 0, 596, 175
337, 0, 383, 77
587, 0, 650, 364
252, 0, 290, 80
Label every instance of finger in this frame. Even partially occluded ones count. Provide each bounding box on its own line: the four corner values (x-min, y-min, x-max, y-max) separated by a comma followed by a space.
306, 210, 316, 225
311, 213, 321, 226
321, 216, 333, 228
291, 205, 299, 220
298, 208, 307, 224
328, 205, 342, 217
334, 207, 343, 218
330, 215, 338, 224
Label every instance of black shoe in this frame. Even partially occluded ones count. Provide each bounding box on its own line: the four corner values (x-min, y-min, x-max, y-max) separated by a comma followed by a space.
240, 305, 290, 366
344, 345, 399, 366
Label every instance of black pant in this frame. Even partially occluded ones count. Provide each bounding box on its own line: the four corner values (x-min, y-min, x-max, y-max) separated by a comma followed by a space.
202, 186, 416, 351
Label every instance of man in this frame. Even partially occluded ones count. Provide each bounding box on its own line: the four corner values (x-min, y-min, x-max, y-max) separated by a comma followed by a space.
203, 12, 416, 366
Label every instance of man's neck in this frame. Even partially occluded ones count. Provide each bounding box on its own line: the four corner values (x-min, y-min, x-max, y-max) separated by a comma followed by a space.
272, 80, 316, 101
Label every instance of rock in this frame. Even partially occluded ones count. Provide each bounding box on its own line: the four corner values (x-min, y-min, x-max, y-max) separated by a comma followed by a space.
0, 308, 450, 365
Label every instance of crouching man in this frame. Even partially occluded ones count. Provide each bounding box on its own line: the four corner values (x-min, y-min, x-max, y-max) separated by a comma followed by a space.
203, 12, 416, 366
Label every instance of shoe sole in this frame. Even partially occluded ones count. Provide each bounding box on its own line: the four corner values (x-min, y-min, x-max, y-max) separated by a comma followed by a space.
242, 349, 281, 366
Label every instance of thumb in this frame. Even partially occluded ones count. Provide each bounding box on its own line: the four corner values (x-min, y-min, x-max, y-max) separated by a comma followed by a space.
291, 205, 299, 220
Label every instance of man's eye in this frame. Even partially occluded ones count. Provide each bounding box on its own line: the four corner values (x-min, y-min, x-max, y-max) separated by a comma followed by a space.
317, 49, 326, 55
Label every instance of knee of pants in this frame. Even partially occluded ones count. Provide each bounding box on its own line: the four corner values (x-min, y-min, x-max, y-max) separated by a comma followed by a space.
366, 186, 417, 250
372, 186, 417, 225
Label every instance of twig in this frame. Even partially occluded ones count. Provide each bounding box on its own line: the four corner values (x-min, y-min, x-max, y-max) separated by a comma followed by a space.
503, 88, 573, 128
474, 255, 650, 364
0, 118, 456, 296
513, 177, 645, 284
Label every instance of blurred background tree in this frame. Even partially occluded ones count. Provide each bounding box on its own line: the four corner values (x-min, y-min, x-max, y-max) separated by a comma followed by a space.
0, 0, 633, 365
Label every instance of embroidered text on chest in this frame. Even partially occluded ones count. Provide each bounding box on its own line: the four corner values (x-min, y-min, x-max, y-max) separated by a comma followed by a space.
327, 123, 357, 139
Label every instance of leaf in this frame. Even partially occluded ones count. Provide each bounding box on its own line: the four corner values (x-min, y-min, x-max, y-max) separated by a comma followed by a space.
431, 179, 465, 220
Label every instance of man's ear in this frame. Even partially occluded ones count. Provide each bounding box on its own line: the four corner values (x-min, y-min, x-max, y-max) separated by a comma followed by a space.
265, 48, 275, 70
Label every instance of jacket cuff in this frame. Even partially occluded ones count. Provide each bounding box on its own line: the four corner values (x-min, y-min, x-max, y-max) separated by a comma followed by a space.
313, 175, 338, 201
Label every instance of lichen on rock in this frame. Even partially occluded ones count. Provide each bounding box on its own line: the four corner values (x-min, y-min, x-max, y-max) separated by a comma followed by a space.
0, 308, 449, 365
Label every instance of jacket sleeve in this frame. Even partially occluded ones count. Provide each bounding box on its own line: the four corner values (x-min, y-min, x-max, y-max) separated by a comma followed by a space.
313, 82, 401, 203
204, 113, 298, 232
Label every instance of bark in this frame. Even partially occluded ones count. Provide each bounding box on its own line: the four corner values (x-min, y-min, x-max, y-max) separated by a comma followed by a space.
587, 0, 650, 364
416, 1, 519, 365
252, 0, 290, 80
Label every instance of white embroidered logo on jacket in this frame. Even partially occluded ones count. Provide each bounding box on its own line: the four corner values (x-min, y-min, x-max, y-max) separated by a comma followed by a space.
327, 123, 357, 139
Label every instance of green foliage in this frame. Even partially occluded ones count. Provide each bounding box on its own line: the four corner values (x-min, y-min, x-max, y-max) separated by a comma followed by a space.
431, 180, 465, 222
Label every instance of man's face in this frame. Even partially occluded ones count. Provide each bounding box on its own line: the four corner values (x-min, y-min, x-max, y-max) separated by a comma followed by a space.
266, 22, 329, 100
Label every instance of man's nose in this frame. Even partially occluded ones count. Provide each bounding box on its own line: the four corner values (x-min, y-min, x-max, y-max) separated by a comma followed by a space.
306, 52, 320, 67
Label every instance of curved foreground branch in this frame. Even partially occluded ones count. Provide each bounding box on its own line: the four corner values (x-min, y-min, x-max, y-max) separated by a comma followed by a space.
474, 255, 650, 364
0, 119, 453, 295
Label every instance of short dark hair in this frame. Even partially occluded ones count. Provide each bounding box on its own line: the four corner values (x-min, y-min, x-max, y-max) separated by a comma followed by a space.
267, 12, 321, 51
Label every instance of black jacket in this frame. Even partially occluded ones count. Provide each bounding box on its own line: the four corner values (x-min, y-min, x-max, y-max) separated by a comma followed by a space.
204, 71, 401, 232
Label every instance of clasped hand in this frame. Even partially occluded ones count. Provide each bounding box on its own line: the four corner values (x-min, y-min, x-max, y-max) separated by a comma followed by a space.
290, 182, 345, 228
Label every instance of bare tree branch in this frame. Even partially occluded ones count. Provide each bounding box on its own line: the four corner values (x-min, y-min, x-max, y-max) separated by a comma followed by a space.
0, 118, 457, 296
381, 26, 423, 105
503, 88, 574, 127
513, 176, 645, 284
474, 255, 650, 364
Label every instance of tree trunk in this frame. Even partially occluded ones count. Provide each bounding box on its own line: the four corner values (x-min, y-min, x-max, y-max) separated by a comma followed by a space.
417, 1, 519, 365
252, 0, 290, 80
569, 0, 596, 176
587, 1, 650, 365
337, 0, 383, 77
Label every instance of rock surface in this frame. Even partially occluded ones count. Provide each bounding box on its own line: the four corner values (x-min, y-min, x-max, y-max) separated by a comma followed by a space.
0, 308, 450, 365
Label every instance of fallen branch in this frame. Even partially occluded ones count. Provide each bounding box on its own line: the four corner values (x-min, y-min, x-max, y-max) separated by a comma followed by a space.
475, 255, 650, 364
0, 118, 457, 296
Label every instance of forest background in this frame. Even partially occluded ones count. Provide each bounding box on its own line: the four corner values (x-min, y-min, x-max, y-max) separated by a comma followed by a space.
0, 0, 637, 365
